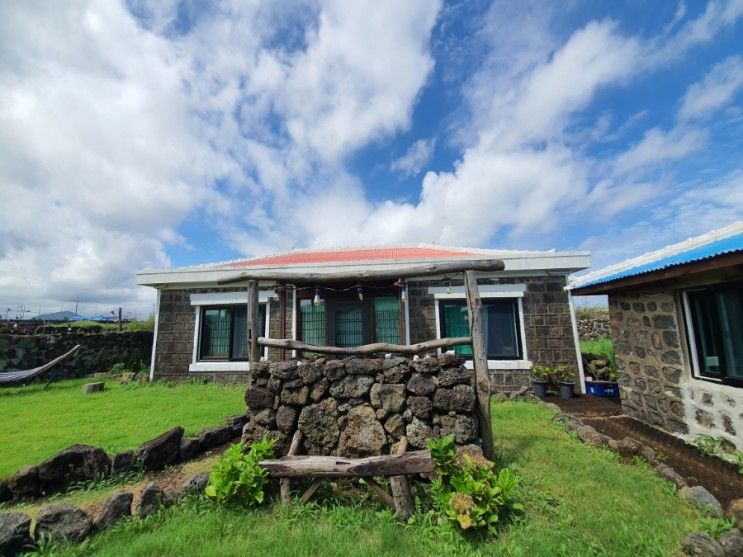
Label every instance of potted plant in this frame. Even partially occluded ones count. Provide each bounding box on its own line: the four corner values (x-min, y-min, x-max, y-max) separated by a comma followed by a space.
531, 365, 551, 398
554, 365, 575, 399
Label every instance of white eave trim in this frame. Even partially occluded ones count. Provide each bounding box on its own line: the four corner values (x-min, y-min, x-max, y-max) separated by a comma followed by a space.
190, 291, 272, 305
428, 284, 526, 298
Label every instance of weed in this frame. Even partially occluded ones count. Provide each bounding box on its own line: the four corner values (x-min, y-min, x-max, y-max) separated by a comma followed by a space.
698, 516, 734, 539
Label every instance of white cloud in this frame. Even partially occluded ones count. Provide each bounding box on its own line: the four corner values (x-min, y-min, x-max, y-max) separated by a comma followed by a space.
391, 138, 436, 177
679, 55, 743, 120
613, 127, 707, 175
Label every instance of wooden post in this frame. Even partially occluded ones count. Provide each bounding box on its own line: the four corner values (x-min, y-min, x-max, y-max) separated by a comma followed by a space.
280, 431, 303, 504
117, 307, 122, 333
390, 437, 414, 521
278, 283, 287, 361
463, 270, 494, 461
247, 280, 260, 363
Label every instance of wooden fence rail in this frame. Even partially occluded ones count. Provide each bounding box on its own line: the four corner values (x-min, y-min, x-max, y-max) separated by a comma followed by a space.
256, 336, 472, 356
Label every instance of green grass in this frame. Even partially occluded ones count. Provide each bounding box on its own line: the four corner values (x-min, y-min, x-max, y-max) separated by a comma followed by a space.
0, 378, 244, 478
49, 401, 703, 557
580, 336, 617, 374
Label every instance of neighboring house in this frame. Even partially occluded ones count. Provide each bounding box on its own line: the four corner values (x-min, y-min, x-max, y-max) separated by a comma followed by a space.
569, 222, 743, 450
137, 245, 590, 392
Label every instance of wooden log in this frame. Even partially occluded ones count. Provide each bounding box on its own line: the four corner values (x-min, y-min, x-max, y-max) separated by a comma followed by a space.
280, 431, 303, 504
299, 479, 323, 504
256, 336, 472, 356
247, 280, 260, 363
389, 437, 414, 521
278, 283, 287, 361
463, 270, 495, 461
217, 259, 505, 285
365, 478, 395, 510
82, 382, 105, 394
259, 451, 434, 479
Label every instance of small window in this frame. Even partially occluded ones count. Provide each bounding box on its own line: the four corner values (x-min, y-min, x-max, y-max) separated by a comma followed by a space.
439, 299, 522, 360
686, 281, 743, 387
200, 305, 265, 361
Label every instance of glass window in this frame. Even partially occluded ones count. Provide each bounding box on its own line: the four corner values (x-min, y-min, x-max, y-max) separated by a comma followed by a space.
687, 281, 743, 386
374, 296, 400, 344
300, 299, 325, 345
200, 305, 265, 361
439, 299, 522, 360
334, 308, 364, 347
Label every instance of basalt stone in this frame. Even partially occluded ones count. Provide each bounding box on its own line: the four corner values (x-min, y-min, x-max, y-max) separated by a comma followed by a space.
433, 385, 476, 413
375, 408, 387, 420
275, 405, 297, 434
0, 480, 10, 503
700, 392, 714, 405
438, 366, 472, 387
0, 512, 32, 555
614, 340, 630, 355
252, 408, 276, 427
324, 360, 346, 380
406, 418, 432, 449
720, 529, 743, 557
654, 463, 687, 489
251, 361, 270, 378
634, 378, 647, 392
338, 406, 386, 457
407, 395, 432, 419
383, 414, 405, 438
661, 351, 681, 365
651, 332, 663, 350
346, 358, 384, 374
652, 315, 675, 329
269, 361, 299, 380
298, 398, 339, 453
576, 425, 609, 447
330, 375, 374, 399
728, 498, 743, 530
695, 408, 715, 428
179, 437, 201, 461
138, 483, 167, 517
137, 426, 184, 471
298, 362, 323, 385
661, 366, 682, 384
281, 384, 309, 405
680, 486, 723, 517
438, 353, 465, 368
226, 414, 248, 437
633, 346, 647, 359
7, 466, 40, 500
412, 356, 439, 373
369, 383, 406, 413
666, 418, 689, 434
310, 377, 330, 401
662, 330, 679, 348
338, 398, 366, 413
36, 444, 111, 495
383, 356, 408, 370
407, 373, 436, 396
682, 533, 724, 557
198, 425, 232, 451
267, 378, 282, 393
438, 414, 477, 443
283, 378, 304, 389
112, 451, 137, 475
245, 386, 275, 410
93, 491, 133, 530
721, 414, 736, 436
383, 364, 411, 383
181, 472, 209, 496
35, 504, 93, 543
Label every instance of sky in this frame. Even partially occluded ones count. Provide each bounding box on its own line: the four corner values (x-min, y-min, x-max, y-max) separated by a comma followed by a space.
1, 0, 742, 318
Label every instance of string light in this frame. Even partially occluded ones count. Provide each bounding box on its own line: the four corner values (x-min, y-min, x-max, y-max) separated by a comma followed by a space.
400, 288, 407, 302
357, 285, 363, 301
313, 287, 321, 306
445, 279, 452, 295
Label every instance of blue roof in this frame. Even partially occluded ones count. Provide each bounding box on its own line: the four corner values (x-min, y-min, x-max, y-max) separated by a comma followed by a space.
572, 226, 743, 291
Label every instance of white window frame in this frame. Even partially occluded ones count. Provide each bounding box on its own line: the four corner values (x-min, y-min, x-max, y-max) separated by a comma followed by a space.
682, 289, 724, 383
429, 285, 531, 370
189, 291, 271, 373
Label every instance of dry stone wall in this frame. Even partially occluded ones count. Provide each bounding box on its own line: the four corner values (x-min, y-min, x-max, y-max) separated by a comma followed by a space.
241, 354, 479, 456
577, 317, 611, 340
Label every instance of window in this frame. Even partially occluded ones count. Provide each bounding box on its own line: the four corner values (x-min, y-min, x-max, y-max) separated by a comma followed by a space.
438, 299, 523, 360
199, 305, 266, 361
297, 292, 401, 347
685, 281, 743, 387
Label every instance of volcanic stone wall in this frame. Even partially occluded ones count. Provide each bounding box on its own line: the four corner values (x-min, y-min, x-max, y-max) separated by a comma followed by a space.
241, 354, 479, 456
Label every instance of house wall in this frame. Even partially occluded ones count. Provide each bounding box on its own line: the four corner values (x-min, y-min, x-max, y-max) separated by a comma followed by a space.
609, 284, 743, 450
152, 274, 580, 393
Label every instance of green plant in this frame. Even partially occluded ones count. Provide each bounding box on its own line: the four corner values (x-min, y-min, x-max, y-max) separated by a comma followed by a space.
109, 362, 130, 375
694, 435, 725, 456
531, 364, 568, 381
427, 435, 522, 535
699, 516, 735, 539
736, 451, 743, 475
205, 438, 276, 507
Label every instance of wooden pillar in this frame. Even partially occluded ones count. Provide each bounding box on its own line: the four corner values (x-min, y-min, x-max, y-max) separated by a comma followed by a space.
278, 283, 287, 361
390, 437, 414, 521
463, 270, 494, 460
247, 280, 260, 363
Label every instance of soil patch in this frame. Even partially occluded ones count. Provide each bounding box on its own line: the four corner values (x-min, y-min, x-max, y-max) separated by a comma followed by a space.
549, 393, 622, 418
583, 415, 743, 508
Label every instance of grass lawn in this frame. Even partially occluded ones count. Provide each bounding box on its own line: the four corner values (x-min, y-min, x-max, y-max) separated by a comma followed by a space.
0, 378, 244, 478
52, 401, 705, 557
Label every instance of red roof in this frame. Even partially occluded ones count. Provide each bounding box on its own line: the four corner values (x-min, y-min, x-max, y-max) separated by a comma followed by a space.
224, 246, 478, 268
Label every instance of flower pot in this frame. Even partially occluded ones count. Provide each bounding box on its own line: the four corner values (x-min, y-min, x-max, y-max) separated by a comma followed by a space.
558, 381, 575, 399
532, 379, 548, 398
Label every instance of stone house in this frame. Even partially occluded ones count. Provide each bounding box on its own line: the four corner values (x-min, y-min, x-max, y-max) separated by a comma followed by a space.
137, 245, 589, 393
569, 222, 743, 450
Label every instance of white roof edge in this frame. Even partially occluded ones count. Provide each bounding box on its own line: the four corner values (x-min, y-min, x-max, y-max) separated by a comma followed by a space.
568, 220, 743, 290
136, 252, 591, 287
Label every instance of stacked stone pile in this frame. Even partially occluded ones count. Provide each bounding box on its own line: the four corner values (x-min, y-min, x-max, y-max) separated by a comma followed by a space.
242, 354, 480, 456
582, 353, 614, 381
576, 317, 611, 340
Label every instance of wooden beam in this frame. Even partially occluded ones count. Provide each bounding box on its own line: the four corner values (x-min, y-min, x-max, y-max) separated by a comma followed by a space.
259, 451, 435, 478
299, 479, 323, 504
463, 270, 494, 461
256, 336, 472, 356
365, 478, 395, 510
389, 437, 414, 521
247, 280, 260, 363
280, 431, 303, 504
217, 259, 505, 285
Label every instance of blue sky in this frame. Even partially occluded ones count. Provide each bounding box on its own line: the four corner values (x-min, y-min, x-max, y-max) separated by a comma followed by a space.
0, 0, 742, 315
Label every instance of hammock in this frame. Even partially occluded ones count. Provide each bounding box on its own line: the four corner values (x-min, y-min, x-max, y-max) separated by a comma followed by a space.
0, 344, 81, 386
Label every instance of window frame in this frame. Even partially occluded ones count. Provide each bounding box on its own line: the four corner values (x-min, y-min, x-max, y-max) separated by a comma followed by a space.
198, 304, 266, 362
682, 280, 743, 388
429, 285, 531, 370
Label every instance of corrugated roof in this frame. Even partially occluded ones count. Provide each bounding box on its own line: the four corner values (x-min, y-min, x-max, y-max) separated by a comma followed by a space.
570, 221, 743, 291
222, 246, 478, 268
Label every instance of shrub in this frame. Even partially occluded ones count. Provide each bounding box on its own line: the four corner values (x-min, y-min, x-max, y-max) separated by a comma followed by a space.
531, 364, 567, 382
205, 438, 276, 507
428, 435, 522, 535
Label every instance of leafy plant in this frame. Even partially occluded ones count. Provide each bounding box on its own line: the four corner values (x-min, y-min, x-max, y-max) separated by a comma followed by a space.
205, 437, 276, 507
699, 516, 734, 539
531, 364, 568, 382
427, 435, 522, 536
694, 435, 725, 456
736, 451, 743, 476
109, 362, 130, 375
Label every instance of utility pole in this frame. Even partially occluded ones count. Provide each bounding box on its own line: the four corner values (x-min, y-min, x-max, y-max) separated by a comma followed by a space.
118, 307, 122, 332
